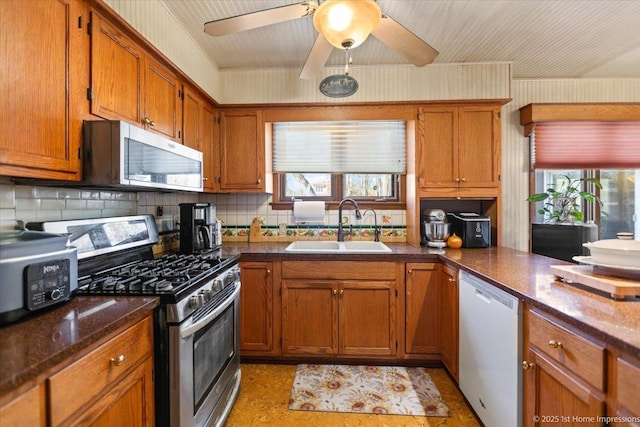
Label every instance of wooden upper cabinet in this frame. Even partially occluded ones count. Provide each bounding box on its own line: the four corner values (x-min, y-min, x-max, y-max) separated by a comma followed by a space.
0, 0, 86, 179
90, 11, 142, 125
183, 86, 218, 191
143, 57, 181, 140
219, 109, 271, 192
417, 107, 458, 188
417, 104, 501, 190
90, 11, 181, 141
458, 106, 500, 188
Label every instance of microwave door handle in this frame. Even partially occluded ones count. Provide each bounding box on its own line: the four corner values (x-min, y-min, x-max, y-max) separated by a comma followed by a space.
179, 282, 241, 339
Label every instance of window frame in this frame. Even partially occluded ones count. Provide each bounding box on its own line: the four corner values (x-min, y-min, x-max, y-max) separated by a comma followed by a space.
271, 173, 406, 210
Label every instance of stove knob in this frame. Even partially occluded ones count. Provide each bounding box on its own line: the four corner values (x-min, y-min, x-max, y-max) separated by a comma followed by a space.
203, 288, 214, 299
213, 279, 224, 292
198, 293, 206, 306
189, 295, 201, 309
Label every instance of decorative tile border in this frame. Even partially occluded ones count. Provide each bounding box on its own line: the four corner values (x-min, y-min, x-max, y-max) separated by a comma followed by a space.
221, 224, 406, 242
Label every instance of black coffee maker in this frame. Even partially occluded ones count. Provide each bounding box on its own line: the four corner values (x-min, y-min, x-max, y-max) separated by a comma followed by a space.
179, 203, 218, 254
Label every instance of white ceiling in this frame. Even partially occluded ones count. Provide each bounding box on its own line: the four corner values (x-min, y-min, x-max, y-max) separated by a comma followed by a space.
161, 0, 640, 79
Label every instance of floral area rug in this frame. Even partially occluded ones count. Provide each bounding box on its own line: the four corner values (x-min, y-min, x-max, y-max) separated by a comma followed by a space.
288, 364, 451, 417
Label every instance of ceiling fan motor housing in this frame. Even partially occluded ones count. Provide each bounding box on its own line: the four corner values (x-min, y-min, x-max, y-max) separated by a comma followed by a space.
313, 0, 382, 49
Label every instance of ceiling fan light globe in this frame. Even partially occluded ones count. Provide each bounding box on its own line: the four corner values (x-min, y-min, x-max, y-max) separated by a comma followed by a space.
313, 0, 382, 50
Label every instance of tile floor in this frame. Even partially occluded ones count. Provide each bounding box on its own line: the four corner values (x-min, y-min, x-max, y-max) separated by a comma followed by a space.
226, 363, 481, 426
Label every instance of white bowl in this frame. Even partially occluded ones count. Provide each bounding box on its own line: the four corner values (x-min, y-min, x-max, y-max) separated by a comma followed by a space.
583, 239, 640, 268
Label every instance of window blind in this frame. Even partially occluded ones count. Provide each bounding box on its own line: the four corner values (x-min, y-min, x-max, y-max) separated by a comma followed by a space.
531, 121, 640, 169
273, 121, 406, 173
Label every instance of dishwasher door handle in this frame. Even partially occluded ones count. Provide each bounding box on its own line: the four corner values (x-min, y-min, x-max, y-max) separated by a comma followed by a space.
474, 288, 493, 304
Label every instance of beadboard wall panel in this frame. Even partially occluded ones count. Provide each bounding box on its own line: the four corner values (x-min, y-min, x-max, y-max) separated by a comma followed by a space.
104, 0, 222, 101
502, 79, 640, 251
220, 63, 511, 104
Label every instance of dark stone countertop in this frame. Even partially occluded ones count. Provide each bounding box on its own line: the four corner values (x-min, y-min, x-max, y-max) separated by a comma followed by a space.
0, 296, 158, 400
223, 241, 640, 357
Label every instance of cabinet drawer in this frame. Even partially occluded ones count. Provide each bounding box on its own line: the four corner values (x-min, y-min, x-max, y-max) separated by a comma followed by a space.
282, 261, 396, 280
49, 316, 153, 425
617, 356, 640, 416
528, 310, 604, 391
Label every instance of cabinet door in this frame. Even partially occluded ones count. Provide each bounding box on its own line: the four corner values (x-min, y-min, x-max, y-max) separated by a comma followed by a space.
405, 263, 440, 354
182, 86, 202, 151
90, 11, 142, 125
240, 262, 275, 354
340, 281, 396, 356
440, 264, 459, 381
0, 0, 84, 179
201, 103, 218, 192
458, 106, 500, 188
417, 107, 458, 188
523, 347, 604, 427
219, 109, 266, 191
0, 385, 45, 427
69, 357, 155, 427
282, 280, 337, 355
143, 57, 181, 140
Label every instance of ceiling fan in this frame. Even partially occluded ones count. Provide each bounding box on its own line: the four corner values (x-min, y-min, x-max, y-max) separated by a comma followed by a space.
203, 0, 439, 79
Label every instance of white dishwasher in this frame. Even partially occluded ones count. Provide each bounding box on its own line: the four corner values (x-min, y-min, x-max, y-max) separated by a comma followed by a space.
459, 270, 523, 427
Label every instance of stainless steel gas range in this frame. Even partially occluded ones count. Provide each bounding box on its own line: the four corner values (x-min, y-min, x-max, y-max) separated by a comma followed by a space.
28, 215, 241, 427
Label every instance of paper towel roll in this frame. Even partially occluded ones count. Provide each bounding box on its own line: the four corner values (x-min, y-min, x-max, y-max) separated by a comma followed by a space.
293, 201, 325, 223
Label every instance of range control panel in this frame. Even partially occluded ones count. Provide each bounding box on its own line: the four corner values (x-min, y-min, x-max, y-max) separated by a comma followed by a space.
25, 259, 72, 310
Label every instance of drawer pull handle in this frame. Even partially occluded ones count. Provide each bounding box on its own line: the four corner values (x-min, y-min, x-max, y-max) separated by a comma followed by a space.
110, 354, 125, 366
548, 340, 563, 349
522, 361, 535, 370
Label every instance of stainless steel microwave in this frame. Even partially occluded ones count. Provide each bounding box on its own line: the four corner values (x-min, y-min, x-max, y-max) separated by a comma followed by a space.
82, 120, 203, 192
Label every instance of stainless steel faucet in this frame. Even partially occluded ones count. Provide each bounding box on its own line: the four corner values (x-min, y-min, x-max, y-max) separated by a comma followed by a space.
337, 198, 362, 241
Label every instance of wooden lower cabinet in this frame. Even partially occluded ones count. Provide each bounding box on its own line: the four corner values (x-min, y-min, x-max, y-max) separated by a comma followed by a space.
49, 315, 155, 426
404, 262, 440, 355
612, 354, 640, 426
280, 261, 397, 358
0, 314, 154, 427
440, 264, 459, 381
0, 384, 46, 427
282, 279, 396, 357
523, 308, 606, 427
239, 261, 278, 355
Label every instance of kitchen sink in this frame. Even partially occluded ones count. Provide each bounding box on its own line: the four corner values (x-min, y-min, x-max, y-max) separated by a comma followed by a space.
284, 240, 392, 253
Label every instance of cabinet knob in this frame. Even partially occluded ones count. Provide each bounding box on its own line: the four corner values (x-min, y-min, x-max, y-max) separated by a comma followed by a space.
339, 289, 344, 295
333, 289, 337, 295
257, 177, 262, 184
266, 269, 271, 275
150, 120, 156, 127
110, 354, 125, 366
455, 178, 461, 183
202, 177, 209, 181
522, 361, 535, 370
548, 340, 563, 349
460, 177, 466, 182
448, 277, 455, 283
408, 269, 412, 274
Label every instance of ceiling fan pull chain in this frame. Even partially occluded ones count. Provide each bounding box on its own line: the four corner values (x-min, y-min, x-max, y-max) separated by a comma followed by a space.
344, 48, 352, 75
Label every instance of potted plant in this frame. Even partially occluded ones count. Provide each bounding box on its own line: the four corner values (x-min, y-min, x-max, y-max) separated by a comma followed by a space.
527, 175, 602, 223
527, 175, 602, 262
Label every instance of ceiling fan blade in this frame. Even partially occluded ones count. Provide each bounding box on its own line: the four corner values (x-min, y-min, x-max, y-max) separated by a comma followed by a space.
371, 14, 439, 67
299, 34, 333, 79
204, 1, 317, 37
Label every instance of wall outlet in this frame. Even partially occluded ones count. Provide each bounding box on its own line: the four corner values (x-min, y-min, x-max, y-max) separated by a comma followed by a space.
279, 223, 287, 235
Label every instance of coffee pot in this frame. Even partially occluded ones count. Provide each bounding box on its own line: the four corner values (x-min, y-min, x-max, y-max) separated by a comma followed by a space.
179, 203, 219, 254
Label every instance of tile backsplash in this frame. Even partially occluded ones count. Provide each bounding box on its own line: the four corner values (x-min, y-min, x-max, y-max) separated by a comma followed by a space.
0, 177, 406, 241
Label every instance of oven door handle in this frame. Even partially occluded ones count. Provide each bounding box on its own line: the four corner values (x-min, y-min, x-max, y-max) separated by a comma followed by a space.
179, 282, 241, 339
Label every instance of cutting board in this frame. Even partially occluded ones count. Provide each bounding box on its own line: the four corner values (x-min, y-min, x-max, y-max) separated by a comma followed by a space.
551, 265, 640, 300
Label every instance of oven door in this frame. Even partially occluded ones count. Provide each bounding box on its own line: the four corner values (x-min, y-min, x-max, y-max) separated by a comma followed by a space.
169, 281, 241, 427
